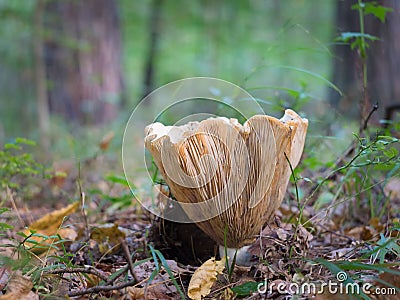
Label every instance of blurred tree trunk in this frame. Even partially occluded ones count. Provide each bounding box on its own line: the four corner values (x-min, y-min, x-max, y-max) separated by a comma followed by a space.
329, 0, 400, 124
34, 0, 50, 149
141, 0, 163, 101
44, 0, 123, 124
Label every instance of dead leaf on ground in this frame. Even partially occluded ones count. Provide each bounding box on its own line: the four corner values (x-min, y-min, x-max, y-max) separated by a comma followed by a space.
22, 202, 79, 254
125, 260, 182, 299
188, 256, 225, 300
384, 177, 400, 200
0, 271, 38, 300
219, 287, 235, 300
371, 267, 400, 300
346, 225, 376, 241
127, 286, 175, 300
90, 223, 127, 254
29, 201, 79, 230
0, 267, 11, 290
99, 131, 115, 151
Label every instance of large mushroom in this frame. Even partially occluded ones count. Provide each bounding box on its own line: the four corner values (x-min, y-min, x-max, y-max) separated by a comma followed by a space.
145, 109, 308, 263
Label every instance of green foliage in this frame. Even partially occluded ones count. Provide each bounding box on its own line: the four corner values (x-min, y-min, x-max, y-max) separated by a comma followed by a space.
0, 138, 45, 192
0, 207, 13, 234
307, 132, 400, 219
335, 32, 379, 51
231, 281, 260, 297
370, 234, 400, 264
352, 1, 393, 23
89, 173, 135, 211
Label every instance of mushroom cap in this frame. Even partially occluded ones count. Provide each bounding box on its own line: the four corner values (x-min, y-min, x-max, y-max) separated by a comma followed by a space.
145, 109, 308, 248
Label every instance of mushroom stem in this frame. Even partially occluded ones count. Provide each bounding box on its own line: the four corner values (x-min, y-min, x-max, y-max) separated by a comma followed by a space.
219, 245, 255, 267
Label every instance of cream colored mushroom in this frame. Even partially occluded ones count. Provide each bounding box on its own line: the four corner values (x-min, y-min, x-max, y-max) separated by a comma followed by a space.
145, 109, 308, 261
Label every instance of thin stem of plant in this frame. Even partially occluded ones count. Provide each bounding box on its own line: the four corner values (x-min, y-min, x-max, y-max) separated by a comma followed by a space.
357, 0, 371, 133
284, 152, 301, 259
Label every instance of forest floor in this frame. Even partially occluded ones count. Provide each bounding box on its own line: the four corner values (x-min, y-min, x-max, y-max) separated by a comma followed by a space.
0, 133, 399, 300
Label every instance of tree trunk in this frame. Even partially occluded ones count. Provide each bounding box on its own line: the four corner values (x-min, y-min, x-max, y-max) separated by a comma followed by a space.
329, 0, 400, 124
44, 0, 123, 124
141, 0, 163, 101
34, 0, 50, 149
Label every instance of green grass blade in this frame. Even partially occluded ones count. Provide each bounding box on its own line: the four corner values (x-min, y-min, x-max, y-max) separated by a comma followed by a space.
154, 249, 186, 300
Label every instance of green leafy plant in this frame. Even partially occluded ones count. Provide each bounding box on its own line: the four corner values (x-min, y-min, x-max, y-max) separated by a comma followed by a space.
89, 173, 135, 211
231, 281, 261, 297
335, 0, 393, 129
0, 138, 44, 193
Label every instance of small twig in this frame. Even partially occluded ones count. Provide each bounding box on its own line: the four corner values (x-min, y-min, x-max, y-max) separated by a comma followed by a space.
44, 266, 109, 282
68, 278, 137, 297
77, 161, 90, 240
362, 102, 379, 131
316, 223, 355, 242
6, 186, 25, 227
120, 238, 140, 282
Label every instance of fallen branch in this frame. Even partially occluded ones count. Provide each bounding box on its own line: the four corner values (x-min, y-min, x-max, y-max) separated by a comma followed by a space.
68, 279, 137, 297
120, 238, 140, 282
44, 266, 109, 282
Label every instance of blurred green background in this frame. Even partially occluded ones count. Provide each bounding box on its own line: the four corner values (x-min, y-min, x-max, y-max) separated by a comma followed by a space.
0, 0, 398, 163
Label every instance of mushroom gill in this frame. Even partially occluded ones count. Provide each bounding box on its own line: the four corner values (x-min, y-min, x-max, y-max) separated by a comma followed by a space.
145, 109, 308, 249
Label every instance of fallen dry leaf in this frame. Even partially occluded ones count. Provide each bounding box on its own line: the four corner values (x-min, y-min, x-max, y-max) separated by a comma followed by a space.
372, 267, 400, 300
127, 286, 175, 300
0, 271, 38, 300
23, 202, 79, 254
188, 257, 225, 300
0, 267, 10, 290
99, 131, 115, 151
90, 223, 126, 254
28, 201, 79, 230
384, 177, 400, 200
220, 287, 235, 299
346, 225, 376, 241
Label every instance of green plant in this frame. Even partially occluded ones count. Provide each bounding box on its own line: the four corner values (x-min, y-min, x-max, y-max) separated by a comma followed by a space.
335, 1, 393, 129
89, 173, 135, 211
0, 138, 45, 193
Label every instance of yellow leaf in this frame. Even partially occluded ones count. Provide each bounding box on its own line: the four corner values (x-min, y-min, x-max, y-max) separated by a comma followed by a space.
188, 257, 225, 300
23, 202, 79, 254
29, 202, 79, 230
90, 223, 126, 254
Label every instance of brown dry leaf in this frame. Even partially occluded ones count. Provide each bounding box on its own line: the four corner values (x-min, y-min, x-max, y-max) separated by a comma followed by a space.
128, 261, 179, 298
0, 271, 38, 300
23, 202, 79, 254
127, 286, 175, 300
127, 287, 145, 299
90, 223, 126, 254
384, 177, 400, 200
188, 256, 225, 300
99, 131, 115, 151
0, 267, 10, 290
369, 217, 384, 233
51, 160, 74, 188
371, 267, 400, 300
85, 273, 101, 288
346, 225, 376, 241
219, 287, 235, 300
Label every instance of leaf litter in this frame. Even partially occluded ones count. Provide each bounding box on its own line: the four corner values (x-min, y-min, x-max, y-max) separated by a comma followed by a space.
0, 138, 398, 299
